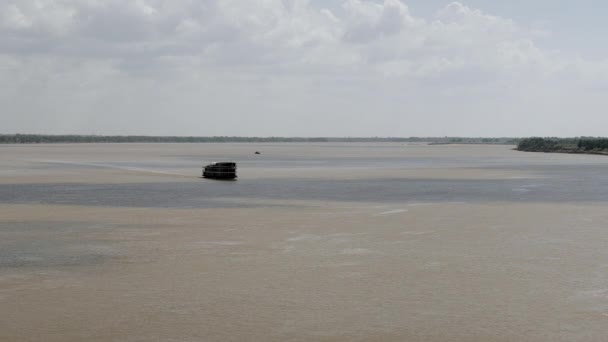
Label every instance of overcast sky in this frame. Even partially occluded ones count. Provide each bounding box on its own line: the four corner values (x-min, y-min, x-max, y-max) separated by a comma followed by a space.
2, 0, 608, 137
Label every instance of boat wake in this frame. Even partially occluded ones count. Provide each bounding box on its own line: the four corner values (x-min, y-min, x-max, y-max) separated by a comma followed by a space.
27, 159, 195, 178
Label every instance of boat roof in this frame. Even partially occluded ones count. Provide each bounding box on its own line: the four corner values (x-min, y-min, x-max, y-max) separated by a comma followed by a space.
205, 162, 236, 166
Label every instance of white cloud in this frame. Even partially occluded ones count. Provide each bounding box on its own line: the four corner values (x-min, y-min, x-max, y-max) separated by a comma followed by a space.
0, 1, 554, 72
1, 4, 32, 30
341, 0, 419, 43
1, 0, 607, 136
0, 1, 76, 34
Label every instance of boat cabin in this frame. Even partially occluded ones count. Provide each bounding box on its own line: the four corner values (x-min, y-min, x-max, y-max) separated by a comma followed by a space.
202, 162, 237, 179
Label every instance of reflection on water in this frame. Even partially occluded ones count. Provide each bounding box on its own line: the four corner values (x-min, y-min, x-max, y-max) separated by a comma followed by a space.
2, 144, 608, 341
3, 146, 607, 208
2, 165, 608, 208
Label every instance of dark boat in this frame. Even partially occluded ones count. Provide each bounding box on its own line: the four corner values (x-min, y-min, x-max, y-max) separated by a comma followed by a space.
202, 162, 237, 179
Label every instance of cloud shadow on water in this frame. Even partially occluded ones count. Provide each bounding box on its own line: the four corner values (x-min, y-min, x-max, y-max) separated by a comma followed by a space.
2, 165, 608, 209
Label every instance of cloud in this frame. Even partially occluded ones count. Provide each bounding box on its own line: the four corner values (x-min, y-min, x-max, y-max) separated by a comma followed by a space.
1, 0, 607, 136
341, 0, 419, 43
0, 1, 538, 69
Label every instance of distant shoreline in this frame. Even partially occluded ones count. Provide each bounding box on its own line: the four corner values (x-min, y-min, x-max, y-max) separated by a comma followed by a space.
0, 134, 519, 145
516, 149, 608, 156
516, 137, 608, 156
427, 142, 516, 146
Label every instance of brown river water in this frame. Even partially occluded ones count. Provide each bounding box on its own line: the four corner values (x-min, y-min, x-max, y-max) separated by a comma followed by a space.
1, 143, 608, 341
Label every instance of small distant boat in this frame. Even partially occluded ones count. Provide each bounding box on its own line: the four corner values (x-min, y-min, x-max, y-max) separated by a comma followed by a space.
202, 162, 237, 179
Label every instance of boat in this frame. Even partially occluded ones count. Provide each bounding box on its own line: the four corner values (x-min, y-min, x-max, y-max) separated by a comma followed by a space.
202, 162, 237, 179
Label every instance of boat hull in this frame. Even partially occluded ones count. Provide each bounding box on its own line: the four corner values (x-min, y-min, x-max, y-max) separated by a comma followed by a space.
202, 162, 237, 179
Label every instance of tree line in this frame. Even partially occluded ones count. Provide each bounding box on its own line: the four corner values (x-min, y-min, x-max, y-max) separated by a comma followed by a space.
0, 134, 519, 144
517, 137, 608, 153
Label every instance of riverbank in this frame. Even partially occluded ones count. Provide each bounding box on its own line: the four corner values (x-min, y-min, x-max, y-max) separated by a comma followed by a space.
516, 148, 608, 156
516, 137, 608, 156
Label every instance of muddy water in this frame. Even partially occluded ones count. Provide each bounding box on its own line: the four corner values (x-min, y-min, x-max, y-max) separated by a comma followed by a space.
1, 143, 608, 341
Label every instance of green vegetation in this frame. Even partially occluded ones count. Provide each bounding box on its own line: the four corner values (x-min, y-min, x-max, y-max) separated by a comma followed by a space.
517, 137, 608, 155
0, 134, 520, 145
428, 137, 520, 145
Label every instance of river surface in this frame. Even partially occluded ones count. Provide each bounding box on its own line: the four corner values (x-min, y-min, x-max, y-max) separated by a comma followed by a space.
1, 143, 608, 341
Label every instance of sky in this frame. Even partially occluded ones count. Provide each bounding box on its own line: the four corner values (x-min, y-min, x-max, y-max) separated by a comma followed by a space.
1, 0, 608, 137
